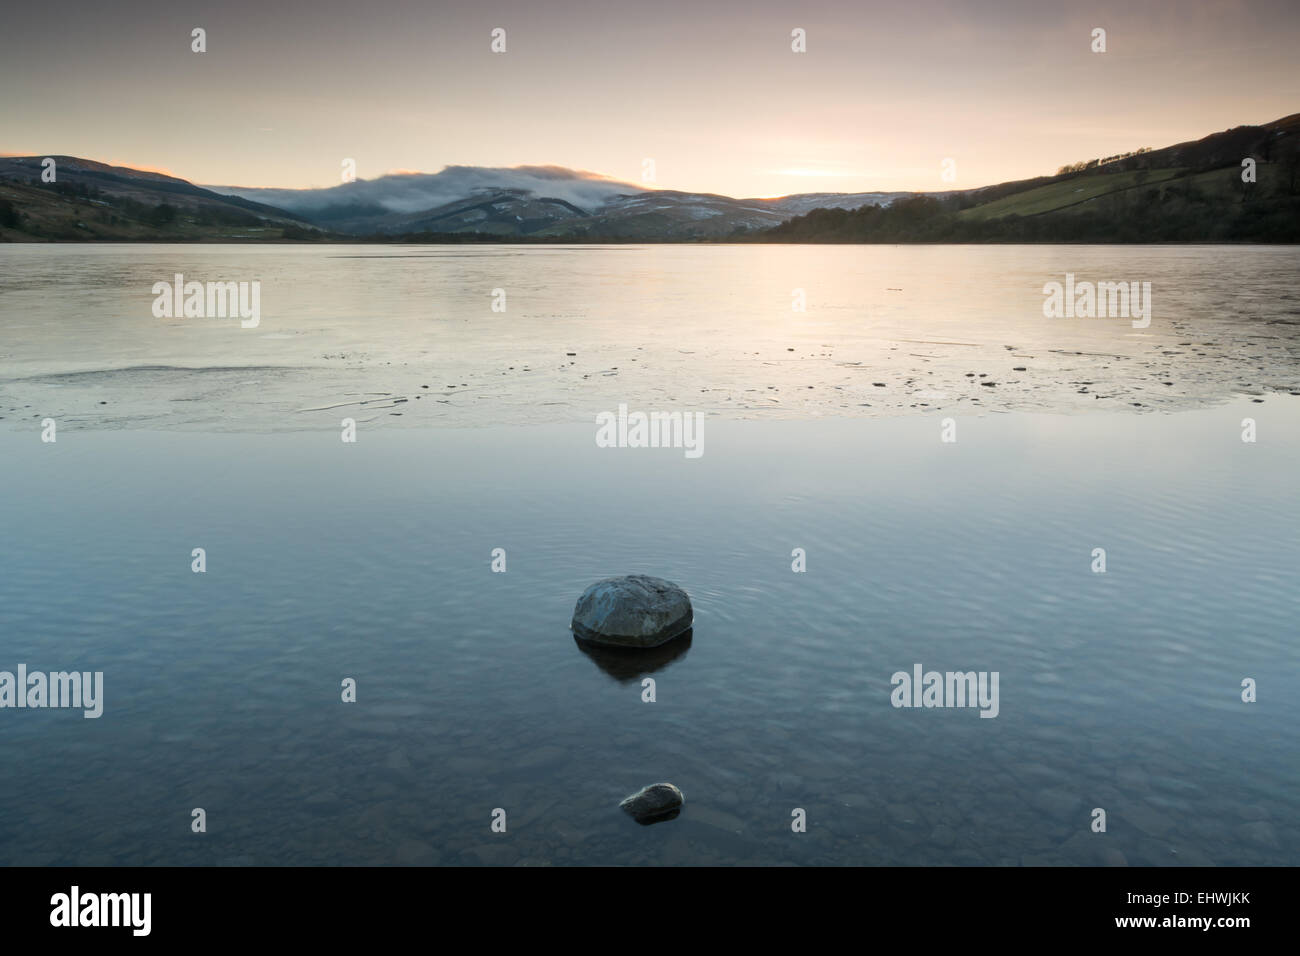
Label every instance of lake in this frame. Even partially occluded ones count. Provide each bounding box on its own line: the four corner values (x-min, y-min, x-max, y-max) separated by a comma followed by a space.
0, 244, 1297, 865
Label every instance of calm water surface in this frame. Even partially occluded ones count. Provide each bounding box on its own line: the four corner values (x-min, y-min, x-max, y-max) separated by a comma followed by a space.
0, 245, 1296, 865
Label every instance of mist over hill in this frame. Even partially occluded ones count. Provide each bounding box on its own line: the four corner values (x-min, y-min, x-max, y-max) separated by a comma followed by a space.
206, 165, 910, 239
210, 165, 643, 216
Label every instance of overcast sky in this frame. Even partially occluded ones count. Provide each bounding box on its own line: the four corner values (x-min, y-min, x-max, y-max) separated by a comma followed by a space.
2, 0, 1297, 195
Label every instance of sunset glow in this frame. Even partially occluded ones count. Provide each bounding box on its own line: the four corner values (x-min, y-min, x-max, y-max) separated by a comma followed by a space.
2, 0, 1297, 192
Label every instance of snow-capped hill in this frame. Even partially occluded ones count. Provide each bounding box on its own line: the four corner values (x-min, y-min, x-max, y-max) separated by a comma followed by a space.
209, 165, 642, 220
204, 165, 919, 238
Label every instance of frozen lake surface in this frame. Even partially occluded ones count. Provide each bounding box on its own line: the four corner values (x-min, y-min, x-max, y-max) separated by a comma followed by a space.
2, 244, 1298, 430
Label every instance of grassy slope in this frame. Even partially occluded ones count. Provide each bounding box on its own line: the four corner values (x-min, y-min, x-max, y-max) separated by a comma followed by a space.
957, 165, 1292, 222
958, 168, 1186, 220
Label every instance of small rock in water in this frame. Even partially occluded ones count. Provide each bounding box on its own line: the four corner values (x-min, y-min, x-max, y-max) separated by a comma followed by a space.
571, 575, 692, 648
620, 783, 685, 824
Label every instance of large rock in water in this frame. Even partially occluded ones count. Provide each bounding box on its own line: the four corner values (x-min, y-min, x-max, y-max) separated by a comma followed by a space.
571, 575, 693, 648
620, 783, 685, 823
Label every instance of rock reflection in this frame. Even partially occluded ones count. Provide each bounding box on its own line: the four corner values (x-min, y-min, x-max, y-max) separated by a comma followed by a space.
628, 808, 680, 826
572, 629, 693, 683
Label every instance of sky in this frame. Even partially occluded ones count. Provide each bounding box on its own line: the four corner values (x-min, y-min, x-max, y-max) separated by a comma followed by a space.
1, 0, 1297, 196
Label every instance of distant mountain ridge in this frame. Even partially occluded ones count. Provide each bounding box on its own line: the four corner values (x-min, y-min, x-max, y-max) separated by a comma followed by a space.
207, 166, 911, 239
2, 114, 1297, 241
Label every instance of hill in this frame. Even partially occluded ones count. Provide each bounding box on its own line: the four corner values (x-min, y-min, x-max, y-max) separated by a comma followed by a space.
209, 165, 910, 240
0, 156, 324, 241
763, 114, 1300, 243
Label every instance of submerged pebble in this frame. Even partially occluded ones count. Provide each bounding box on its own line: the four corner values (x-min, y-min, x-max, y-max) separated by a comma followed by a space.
620, 783, 685, 823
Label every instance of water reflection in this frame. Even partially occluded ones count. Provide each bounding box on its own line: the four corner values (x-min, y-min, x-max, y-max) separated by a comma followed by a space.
572, 629, 693, 683
628, 808, 680, 826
